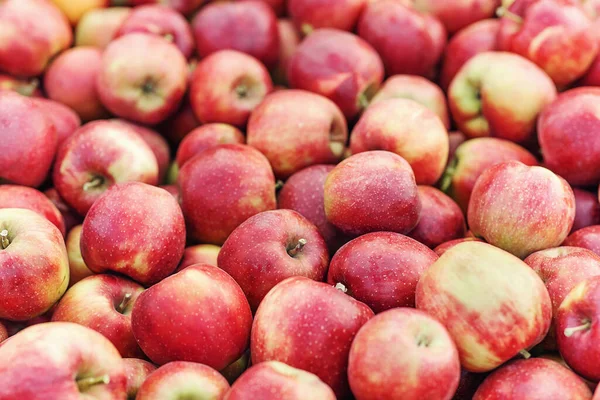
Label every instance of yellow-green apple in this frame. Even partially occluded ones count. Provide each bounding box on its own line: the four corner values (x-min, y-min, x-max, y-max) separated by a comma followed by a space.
75, 7, 131, 49
433, 237, 483, 257
0, 74, 42, 97
191, 2, 279, 68
327, 232, 438, 313
51, 0, 108, 25
225, 361, 336, 400
498, 0, 597, 87
473, 358, 593, 399
221, 352, 249, 384
0, 209, 68, 321
370, 75, 450, 129
131, 0, 205, 16
408, 186, 466, 249
178, 144, 276, 244
324, 151, 421, 236
0, 0, 72, 77
159, 101, 201, 147
416, 241, 552, 372
176, 245, 221, 272
468, 161, 575, 258
176, 124, 245, 168
0, 92, 57, 187
350, 98, 448, 185
97, 33, 187, 125
124, 358, 157, 400
132, 264, 252, 368
190, 50, 273, 128
449, 51, 556, 143
81, 182, 185, 286
251, 277, 373, 397
66, 225, 93, 287
288, 0, 367, 34
44, 47, 108, 122
218, 209, 329, 311
45, 188, 83, 234
247, 90, 347, 179
564, 226, 600, 257
572, 189, 600, 233
33, 98, 81, 147
287, 28, 384, 119
273, 19, 301, 85
358, 1, 446, 79
348, 308, 460, 400
116, 5, 195, 59
441, 137, 538, 213
412, 0, 500, 34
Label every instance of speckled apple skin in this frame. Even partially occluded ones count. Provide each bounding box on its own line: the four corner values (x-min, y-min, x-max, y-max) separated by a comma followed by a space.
123, 358, 157, 400
178, 144, 277, 245
473, 358, 592, 400
288, 0, 366, 32
327, 232, 438, 313
324, 151, 421, 236
564, 226, 600, 257
572, 189, 600, 233
413, 0, 499, 34
176, 124, 245, 168
468, 161, 575, 259
175, 245, 221, 272
132, 264, 253, 369
433, 237, 483, 257
81, 182, 185, 286
33, 98, 81, 146
416, 241, 552, 372
251, 277, 374, 398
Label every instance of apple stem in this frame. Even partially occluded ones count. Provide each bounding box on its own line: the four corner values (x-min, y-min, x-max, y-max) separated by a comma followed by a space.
334, 282, 348, 293
76, 375, 110, 392
496, 6, 523, 24
0, 230, 9, 249
117, 293, 133, 313
287, 238, 307, 257
357, 93, 370, 110
275, 180, 284, 192
518, 349, 531, 359
83, 176, 105, 191
439, 157, 458, 193
564, 321, 592, 337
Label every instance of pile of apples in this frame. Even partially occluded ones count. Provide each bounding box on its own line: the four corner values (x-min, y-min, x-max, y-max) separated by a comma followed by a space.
3, 0, 600, 398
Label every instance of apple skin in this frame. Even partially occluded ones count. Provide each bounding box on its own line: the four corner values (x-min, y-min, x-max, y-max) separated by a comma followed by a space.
416, 241, 552, 372
176, 124, 245, 168
221, 352, 250, 384
572, 189, 600, 233
132, 263, 253, 369
130, 0, 205, 15
0, 0, 72, 77
449, 51, 556, 143
32, 98, 81, 147
159, 101, 201, 147
413, 0, 499, 34
251, 277, 374, 398
0, 92, 57, 187
247, 90, 348, 179
50, 0, 109, 25
273, 19, 301, 85
473, 358, 593, 399
349, 98, 448, 185
348, 308, 460, 400
324, 151, 421, 236
53, 120, 159, 216
44, 188, 83, 235
176, 245, 221, 272
190, 50, 273, 128
288, 0, 367, 33
564, 226, 600, 257
225, 361, 336, 400
123, 358, 157, 400
287, 28, 384, 120
97, 33, 188, 125
468, 161, 575, 259
81, 182, 185, 286
0, 74, 42, 97
442, 137, 538, 213
65, 225, 93, 287
218, 209, 329, 311
178, 144, 277, 245
75, 7, 131, 49
433, 237, 483, 257
0, 322, 127, 400
327, 232, 438, 313
0, 322, 6, 343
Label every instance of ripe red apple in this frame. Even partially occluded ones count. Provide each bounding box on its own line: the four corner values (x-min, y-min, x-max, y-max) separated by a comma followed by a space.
178, 144, 277, 245
0, 322, 127, 399
0, 74, 42, 97
324, 151, 421, 236
572, 189, 600, 233
288, 0, 366, 34
124, 358, 157, 400
160, 101, 201, 147
350, 98, 448, 185
66, 225, 93, 287
130, 0, 204, 15
416, 241, 552, 372
190, 50, 273, 128
287, 28, 384, 119
273, 19, 301, 85
33, 98, 81, 147
327, 232, 438, 313
433, 237, 483, 257
75, 7, 131, 48
413, 0, 499, 34
237, 0, 286, 15
97, 33, 188, 125
252, 277, 374, 397
225, 361, 336, 400
564, 226, 600, 257
132, 263, 253, 368
176, 124, 245, 169
44, 188, 83, 236
247, 90, 348, 178
176, 245, 220, 272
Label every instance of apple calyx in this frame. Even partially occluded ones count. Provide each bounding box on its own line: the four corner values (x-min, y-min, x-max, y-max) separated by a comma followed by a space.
518, 349, 532, 359
141, 78, 157, 96
564, 319, 592, 337
416, 335, 431, 348
287, 238, 307, 257
235, 84, 250, 99
334, 282, 348, 293
83, 176, 106, 192
496, 6, 524, 24
0, 229, 9, 249
116, 293, 133, 314
76, 375, 110, 392
163, 33, 174, 43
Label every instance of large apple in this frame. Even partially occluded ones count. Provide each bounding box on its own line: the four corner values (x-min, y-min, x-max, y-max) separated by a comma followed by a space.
66, 225, 93, 287
572, 189, 600, 233
288, 0, 367, 33
564, 226, 600, 257
75, 7, 131, 48
412, 0, 499, 34
176, 124, 245, 168
123, 358, 157, 400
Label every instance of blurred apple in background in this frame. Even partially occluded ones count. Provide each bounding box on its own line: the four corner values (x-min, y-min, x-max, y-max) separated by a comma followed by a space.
176, 245, 221, 272
32, 98, 81, 146
288, 0, 367, 34
75, 7, 131, 48
572, 189, 600, 233
0, 74, 42, 97
273, 19, 301, 84
51, 0, 109, 25
130, 0, 204, 15
412, 0, 500, 34
124, 358, 157, 400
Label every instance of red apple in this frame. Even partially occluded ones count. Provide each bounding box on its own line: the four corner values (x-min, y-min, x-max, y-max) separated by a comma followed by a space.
75, 7, 131, 49
251, 277, 374, 397
237, 0, 286, 15
176, 245, 221, 272
287, 28, 384, 119
124, 358, 157, 400
413, 0, 500, 34
33, 98, 81, 147
66, 225, 93, 287
433, 237, 483, 257
288, 0, 367, 34
44, 188, 83, 235
247, 90, 348, 178
130, 0, 204, 15
0, 74, 42, 97
273, 19, 301, 85
572, 189, 600, 233
564, 226, 600, 257
416, 241, 552, 372
159, 101, 201, 146
324, 151, 421, 236
350, 98, 448, 185
176, 124, 245, 168
327, 232, 438, 313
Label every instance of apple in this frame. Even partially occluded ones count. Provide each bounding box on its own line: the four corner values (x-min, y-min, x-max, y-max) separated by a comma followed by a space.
33, 98, 81, 147
0, 0, 72, 77
448, 131, 467, 163
178, 144, 277, 245
225, 361, 336, 400
324, 151, 421, 236
221, 352, 250, 384
0, 322, 127, 399
433, 237, 483, 257
572, 189, 600, 233
159, 101, 201, 147
81, 182, 185, 286
473, 358, 593, 399
327, 232, 438, 313
287, 28, 384, 119
273, 19, 301, 85
564, 226, 600, 257
176, 124, 245, 169
176, 245, 221, 272
123, 358, 157, 400
132, 263, 253, 368
218, 209, 329, 311
44, 188, 83, 235
97, 33, 188, 125
251, 277, 373, 397
75, 7, 131, 49
51, 0, 108, 25
65, 225, 94, 287
288, 0, 367, 34
0, 74, 42, 97
247, 90, 348, 179
413, 0, 499, 34
349, 98, 448, 185
416, 241, 552, 372
131, 0, 205, 16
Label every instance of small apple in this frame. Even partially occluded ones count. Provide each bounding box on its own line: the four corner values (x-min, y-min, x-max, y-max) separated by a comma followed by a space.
176, 124, 245, 169
123, 358, 157, 400
288, 0, 367, 34
159, 101, 201, 147
564, 226, 600, 257
65, 225, 93, 287
572, 189, 600, 233
413, 0, 500, 34
176, 245, 221, 272
75, 7, 131, 49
